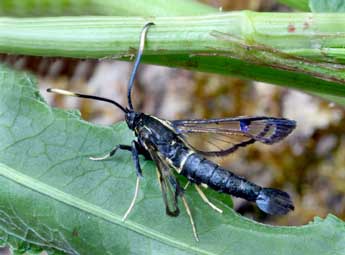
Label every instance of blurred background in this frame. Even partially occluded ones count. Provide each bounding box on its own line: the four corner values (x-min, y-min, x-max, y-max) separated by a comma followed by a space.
1, 0, 344, 227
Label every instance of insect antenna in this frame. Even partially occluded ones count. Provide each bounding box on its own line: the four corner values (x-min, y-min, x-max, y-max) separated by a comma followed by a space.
127, 22, 155, 111
46, 88, 127, 113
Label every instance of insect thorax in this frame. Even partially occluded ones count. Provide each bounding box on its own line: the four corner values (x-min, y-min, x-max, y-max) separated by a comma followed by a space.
136, 115, 193, 173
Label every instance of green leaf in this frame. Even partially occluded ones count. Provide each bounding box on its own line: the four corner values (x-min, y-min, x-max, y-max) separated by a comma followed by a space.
309, 0, 345, 12
1, 65, 345, 254
277, 0, 310, 11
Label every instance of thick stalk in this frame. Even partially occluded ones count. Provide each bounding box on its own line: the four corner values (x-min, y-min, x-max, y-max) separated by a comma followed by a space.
0, 0, 215, 17
1, 13, 345, 99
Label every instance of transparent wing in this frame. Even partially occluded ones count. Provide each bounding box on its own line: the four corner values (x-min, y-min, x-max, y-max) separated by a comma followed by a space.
149, 149, 182, 217
172, 116, 296, 157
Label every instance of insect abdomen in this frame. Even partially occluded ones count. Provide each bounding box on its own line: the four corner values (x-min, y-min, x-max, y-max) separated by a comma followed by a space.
180, 153, 294, 215
181, 153, 260, 201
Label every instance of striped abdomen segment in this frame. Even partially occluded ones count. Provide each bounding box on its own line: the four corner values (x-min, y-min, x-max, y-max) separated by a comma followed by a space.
180, 153, 261, 202
180, 153, 294, 215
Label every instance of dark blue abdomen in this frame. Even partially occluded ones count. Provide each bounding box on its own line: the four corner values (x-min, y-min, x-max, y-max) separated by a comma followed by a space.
181, 153, 261, 201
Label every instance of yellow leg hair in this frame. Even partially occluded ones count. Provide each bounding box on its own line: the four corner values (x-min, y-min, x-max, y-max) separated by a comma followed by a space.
194, 185, 223, 214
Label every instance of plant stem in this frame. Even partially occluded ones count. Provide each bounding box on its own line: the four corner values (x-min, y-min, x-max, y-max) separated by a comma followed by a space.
0, 0, 215, 17
0, 12, 345, 99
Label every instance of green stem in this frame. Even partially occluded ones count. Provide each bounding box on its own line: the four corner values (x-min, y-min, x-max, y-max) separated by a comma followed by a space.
1, 13, 345, 99
0, 0, 215, 17
91, 0, 215, 16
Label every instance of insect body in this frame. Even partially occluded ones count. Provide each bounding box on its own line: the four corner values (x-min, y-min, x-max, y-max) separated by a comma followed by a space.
131, 113, 295, 217
47, 23, 296, 241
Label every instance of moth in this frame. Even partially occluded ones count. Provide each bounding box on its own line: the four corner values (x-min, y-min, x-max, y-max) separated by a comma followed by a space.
47, 22, 295, 241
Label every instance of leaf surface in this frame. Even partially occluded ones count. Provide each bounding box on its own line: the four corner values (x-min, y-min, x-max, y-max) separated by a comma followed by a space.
0, 65, 344, 254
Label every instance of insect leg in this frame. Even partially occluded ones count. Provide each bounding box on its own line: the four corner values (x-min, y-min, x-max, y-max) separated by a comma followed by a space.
194, 184, 223, 214
89, 144, 131, 161
122, 176, 140, 221
164, 171, 199, 240
183, 181, 191, 190
122, 141, 144, 220
181, 195, 199, 242
131, 141, 143, 177
163, 175, 199, 240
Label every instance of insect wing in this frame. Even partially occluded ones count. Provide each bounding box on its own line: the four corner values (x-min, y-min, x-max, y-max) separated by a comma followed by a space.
172, 116, 296, 156
150, 150, 181, 217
